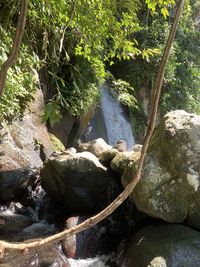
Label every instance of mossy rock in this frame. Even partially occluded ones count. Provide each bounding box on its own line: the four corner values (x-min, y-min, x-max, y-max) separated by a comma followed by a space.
49, 133, 65, 152
99, 148, 119, 163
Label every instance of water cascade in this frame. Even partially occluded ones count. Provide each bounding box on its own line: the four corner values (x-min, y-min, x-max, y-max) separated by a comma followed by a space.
84, 84, 135, 149
101, 85, 135, 149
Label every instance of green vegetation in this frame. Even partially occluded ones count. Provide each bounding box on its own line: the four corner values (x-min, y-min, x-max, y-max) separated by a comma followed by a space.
0, 0, 199, 139
110, 0, 200, 138
0, 26, 39, 120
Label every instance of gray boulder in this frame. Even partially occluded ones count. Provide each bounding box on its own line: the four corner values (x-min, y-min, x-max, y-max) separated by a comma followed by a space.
123, 110, 200, 229
77, 138, 111, 158
122, 224, 200, 267
41, 151, 119, 213
0, 89, 53, 202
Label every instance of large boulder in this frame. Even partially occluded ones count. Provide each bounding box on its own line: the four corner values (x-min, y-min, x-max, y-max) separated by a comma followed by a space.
122, 224, 200, 267
41, 151, 120, 213
0, 89, 53, 203
123, 110, 200, 228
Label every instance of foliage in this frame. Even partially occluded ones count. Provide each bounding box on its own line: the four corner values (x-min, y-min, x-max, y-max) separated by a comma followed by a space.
107, 74, 138, 109
0, 26, 39, 120
160, 0, 200, 115
26, 0, 174, 124
146, 0, 175, 17
0, 0, 177, 123
110, 0, 200, 136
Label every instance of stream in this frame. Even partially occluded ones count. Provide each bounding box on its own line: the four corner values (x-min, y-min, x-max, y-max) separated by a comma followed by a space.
0, 183, 136, 267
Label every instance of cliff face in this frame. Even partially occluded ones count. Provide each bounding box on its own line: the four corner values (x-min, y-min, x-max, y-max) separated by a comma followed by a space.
0, 88, 53, 202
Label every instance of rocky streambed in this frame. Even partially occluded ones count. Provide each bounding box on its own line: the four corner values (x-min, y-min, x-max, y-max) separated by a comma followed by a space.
1, 109, 200, 266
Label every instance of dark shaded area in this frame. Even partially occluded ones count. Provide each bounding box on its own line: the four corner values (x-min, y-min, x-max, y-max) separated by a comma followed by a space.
0, 168, 38, 203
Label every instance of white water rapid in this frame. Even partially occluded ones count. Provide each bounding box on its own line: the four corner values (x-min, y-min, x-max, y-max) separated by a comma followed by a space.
67, 255, 110, 267
100, 85, 135, 149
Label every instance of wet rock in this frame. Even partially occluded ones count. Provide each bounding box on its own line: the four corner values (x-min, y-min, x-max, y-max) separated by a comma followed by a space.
77, 138, 111, 158
123, 110, 200, 229
61, 213, 131, 259
0, 89, 53, 203
0, 245, 70, 267
41, 151, 120, 213
0, 213, 33, 241
122, 224, 200, 267
61, 217, 78, 258
13, 222, 57, 241
0, 168, 38, 203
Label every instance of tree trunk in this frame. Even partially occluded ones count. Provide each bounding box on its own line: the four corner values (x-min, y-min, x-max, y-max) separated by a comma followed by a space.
0, 0, 185, 256
0, 0, 28, 97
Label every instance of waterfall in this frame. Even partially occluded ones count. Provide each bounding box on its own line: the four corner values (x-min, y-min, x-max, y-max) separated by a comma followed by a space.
84, 84, 135, 149
100, 85, 135, 149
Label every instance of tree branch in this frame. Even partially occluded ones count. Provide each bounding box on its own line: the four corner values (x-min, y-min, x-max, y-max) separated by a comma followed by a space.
0, 0, 28, 96
0, 0, 185, 257
59, 0, 76, 55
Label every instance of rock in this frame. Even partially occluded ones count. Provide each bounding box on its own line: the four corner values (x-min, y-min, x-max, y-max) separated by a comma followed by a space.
111, 151, 140, 176
77, 138, 111, 158
41, 151, 120, 213
0, 213, 33, 241
0, 207, 69, 266
0, 89, 53, 203
0, 168, 38, 203
113, 140, 127, 152
51, 147, 77, 158
122, 224, 200, 267
99, 148, 119, 163
49, 133, 65, 152
49, 109, 94, 148
131, 144, 143, 152
0, 244, 70, 267
121, 151, 141, 185
61, 217, 78, 258
61, 211, 133, 259
123, 110, 200, 229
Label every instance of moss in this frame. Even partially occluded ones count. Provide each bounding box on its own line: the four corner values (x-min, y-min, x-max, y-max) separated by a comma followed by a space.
49, 133, 65, 152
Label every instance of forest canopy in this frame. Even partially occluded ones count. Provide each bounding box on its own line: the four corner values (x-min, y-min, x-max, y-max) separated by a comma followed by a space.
0, 0, 199, 129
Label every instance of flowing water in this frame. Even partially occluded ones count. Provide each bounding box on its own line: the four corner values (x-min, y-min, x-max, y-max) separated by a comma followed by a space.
0, 186, 116, 267
84, 84, 135, 149
67, 255, 111, 266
